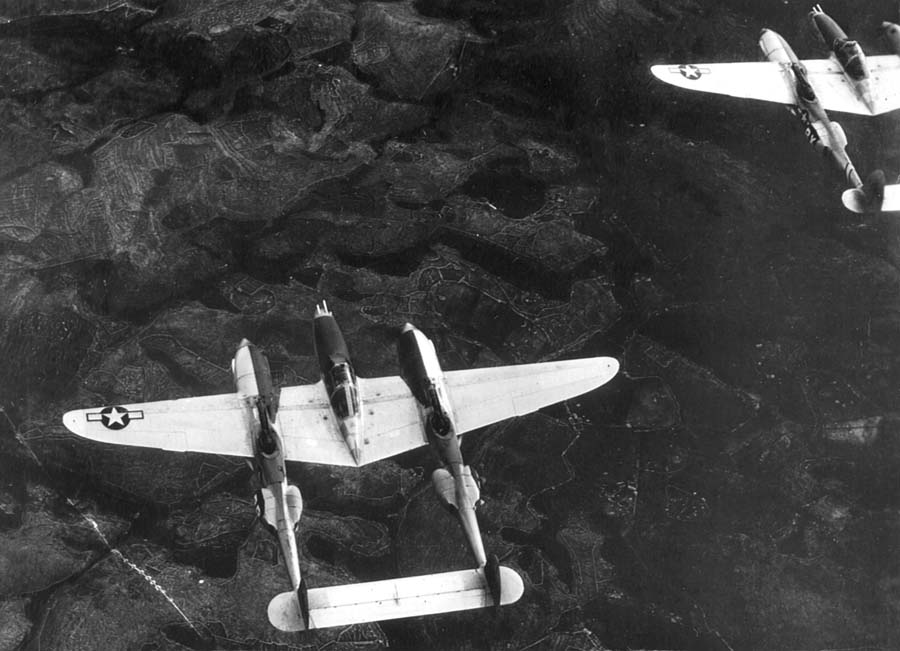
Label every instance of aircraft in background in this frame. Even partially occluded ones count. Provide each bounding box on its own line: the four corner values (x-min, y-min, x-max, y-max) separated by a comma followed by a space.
652, 6, 900, 116
62, 302, 619, 631
843, 19, 900, 214
651, 6, 900, 213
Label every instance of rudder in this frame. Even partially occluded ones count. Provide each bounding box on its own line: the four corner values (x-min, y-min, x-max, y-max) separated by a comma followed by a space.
268, 591, 307, 632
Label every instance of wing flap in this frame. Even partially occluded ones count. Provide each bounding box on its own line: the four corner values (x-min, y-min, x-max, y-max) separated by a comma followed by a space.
444, 357, 619, 435
860, 54, 900, 115
277, 378, 425, 466
277, 382, 357, 466
356, 376, 426, 465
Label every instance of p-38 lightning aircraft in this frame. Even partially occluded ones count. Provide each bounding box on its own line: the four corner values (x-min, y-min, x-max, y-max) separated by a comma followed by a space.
62, 303, 619, 632
651, 6, 900, 213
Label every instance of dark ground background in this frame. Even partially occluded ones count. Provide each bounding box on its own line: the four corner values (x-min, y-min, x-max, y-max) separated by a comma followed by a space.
0, 0, 898, 649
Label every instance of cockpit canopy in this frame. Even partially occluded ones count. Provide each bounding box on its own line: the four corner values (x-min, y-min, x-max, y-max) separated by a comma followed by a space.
834, 40, 867, 80
327, 362, 360, 420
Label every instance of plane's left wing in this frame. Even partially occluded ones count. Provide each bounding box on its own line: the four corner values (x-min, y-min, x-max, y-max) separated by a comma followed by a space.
61, 393, 255, 456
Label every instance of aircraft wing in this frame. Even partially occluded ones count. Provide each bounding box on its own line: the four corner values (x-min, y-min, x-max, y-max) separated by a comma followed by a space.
651, 58, 900, 116
650, 61, 796, 106
278, 378, 425, 467
804, 56, 900, 115
445, 356, 620, 435
63, 356, 618, 464
62, 380, 423, 467
62, 393, 255, 456
276, 381, 355, 467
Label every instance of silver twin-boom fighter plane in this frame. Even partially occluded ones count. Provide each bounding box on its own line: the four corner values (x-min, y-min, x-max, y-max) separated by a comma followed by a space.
63, 303, 619, 631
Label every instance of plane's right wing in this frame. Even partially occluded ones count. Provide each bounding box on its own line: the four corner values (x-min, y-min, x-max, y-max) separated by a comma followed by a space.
804, 56, 900, 115
650, 61, 796, 106
445, 357, 620, 435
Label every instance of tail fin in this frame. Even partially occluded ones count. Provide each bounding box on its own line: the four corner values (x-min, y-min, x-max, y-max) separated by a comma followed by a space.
864, 169, 886, 210
485, 554, 502, 611
298, 578, 310, 629
268, 585, 310, 632
841, 169, 891, 213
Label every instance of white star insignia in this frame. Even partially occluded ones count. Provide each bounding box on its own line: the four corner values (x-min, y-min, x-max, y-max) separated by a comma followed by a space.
104, 407, 127, 427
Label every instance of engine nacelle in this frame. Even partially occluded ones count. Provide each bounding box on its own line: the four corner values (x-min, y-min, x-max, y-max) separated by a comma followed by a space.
759, 29, 800, 66
232, 339, 278, 412
397, 324, 456, 439
397, 324, 444, 404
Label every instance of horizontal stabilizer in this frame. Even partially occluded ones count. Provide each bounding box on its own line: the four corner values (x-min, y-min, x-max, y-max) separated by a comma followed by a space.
267, 566, 524, 632
842, 184, 900, 213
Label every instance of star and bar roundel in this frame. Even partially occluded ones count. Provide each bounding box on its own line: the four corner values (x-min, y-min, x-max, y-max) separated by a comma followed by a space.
86, 406, 144, 430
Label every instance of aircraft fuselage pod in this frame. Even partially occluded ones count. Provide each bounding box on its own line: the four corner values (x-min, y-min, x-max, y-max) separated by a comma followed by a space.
313, 303, 364, 464
759, 28, 862, 188
233, 339, 310, 628
811, 4, 876, 114
397, 324, 490, 572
